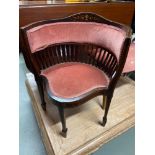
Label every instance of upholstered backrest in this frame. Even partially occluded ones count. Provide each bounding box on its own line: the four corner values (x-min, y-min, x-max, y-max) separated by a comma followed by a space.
26, 22, 126, 60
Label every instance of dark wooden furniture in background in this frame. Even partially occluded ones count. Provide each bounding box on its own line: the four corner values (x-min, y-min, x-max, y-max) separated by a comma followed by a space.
19, 1, 134, 27
123, 42, 135, 73
21, 12, 131, 137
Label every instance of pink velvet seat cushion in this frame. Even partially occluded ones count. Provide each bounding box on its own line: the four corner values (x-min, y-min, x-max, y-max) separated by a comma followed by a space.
41, 62, 110, 99
123, 42, 135, 73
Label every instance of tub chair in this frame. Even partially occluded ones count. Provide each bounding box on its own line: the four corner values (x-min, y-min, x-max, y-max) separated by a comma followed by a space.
20, 12, 131, 137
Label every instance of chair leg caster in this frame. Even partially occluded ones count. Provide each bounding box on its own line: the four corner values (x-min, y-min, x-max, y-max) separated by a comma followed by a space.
102, 117, 107, 126
41, 103, 46, 111
61, 128, 68, 138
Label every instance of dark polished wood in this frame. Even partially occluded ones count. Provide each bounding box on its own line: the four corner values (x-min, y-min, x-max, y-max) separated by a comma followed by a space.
19, 1, 134, 27
21, 12, 131, 137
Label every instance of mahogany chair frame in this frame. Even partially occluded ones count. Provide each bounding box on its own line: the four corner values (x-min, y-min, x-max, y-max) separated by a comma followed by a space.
20, 12, 131, 138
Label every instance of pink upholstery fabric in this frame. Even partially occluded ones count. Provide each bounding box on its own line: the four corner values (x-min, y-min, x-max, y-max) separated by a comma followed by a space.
41, 62, 110, 99
123, 43, 135, 73
27, 22, 126, 60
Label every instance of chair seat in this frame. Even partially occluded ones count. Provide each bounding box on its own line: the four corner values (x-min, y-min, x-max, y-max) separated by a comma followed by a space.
41, 62, 110, 99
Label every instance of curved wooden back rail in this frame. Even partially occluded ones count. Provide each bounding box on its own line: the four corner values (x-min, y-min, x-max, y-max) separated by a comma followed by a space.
32, 43, 118, 79
23, 12, 131, 35
21, 12, 131, 138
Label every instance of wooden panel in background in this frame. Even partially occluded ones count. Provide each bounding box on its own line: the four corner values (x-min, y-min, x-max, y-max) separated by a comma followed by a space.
26, 73, 135, 155
19, 1, 135, 27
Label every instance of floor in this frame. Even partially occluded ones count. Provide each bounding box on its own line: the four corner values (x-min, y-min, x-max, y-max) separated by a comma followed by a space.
19, 54, 135, 155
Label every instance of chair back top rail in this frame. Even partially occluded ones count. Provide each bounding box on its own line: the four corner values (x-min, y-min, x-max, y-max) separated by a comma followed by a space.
22, 12, 132, 36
